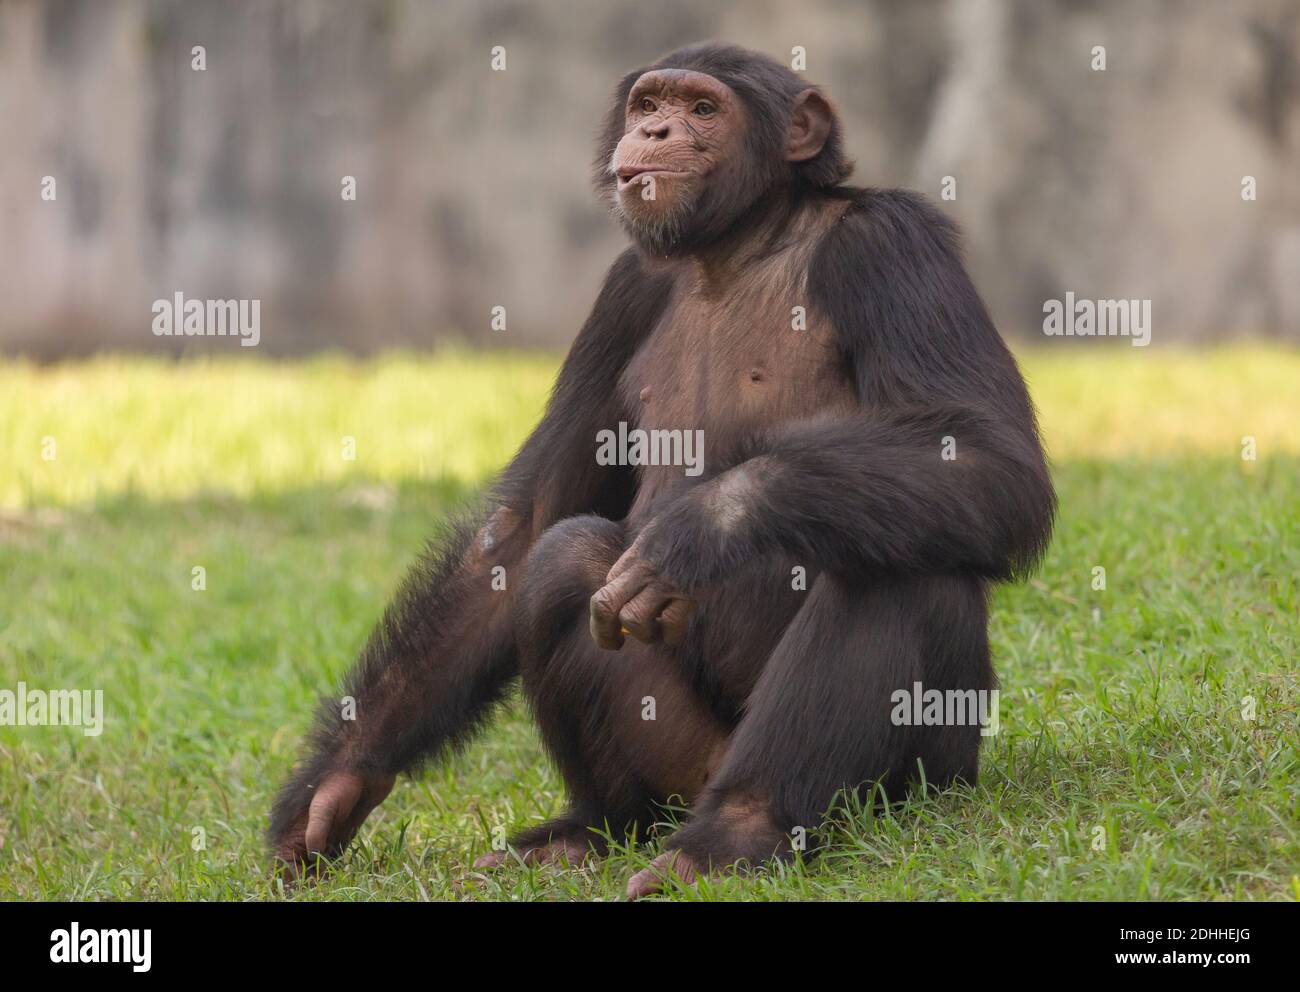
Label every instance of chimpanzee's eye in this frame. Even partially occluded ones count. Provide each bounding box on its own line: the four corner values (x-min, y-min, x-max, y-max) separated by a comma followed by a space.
692, 102, 716, 118
640, 97, 657, 114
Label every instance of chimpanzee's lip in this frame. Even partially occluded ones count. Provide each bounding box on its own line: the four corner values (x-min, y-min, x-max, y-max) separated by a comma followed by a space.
616, 167, 689, 187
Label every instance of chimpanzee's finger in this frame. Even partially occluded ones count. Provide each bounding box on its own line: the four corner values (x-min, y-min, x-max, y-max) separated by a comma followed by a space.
657, 597, 697, 647
304, 773, 363, 856
590, 585, 624, 649
604, 542, 642, 585
590, 563, 653, 649
333, 773, 396, 857
619, 582, 674, 643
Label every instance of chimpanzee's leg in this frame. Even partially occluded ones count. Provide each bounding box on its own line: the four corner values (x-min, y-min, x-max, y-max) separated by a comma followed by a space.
628, 572, 991, 894
484, 515, 729, 866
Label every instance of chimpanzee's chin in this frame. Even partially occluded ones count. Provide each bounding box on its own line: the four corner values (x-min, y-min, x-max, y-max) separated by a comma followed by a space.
615, 207, 688, 257
625, 222, 691, 258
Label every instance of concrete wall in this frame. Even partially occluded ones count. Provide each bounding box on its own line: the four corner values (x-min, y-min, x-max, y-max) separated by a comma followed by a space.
1, 0, 1297, 356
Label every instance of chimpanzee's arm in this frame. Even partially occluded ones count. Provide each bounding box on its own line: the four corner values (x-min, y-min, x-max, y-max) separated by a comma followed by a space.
269, 249, 670, 869
621, 190, 1055, 594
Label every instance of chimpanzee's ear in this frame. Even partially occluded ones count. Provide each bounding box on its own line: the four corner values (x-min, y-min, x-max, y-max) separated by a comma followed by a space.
786, 88, 835, 162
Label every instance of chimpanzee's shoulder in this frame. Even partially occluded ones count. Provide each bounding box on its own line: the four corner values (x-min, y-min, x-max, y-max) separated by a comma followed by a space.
807, 186, 982, 356
818, 186, 963, 255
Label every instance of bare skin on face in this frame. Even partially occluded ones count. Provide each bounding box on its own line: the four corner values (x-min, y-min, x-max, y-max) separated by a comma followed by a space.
610, 70, 746, 248
613, 69, 739, 188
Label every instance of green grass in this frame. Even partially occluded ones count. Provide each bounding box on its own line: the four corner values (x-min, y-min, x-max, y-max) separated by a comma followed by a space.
0, 347, 1297, 901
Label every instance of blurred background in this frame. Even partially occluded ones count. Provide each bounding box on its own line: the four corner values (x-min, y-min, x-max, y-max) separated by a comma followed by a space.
2, 0, 1298, 357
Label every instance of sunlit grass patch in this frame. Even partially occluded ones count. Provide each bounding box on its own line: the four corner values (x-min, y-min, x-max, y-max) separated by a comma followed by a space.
3, 345, 1298, 508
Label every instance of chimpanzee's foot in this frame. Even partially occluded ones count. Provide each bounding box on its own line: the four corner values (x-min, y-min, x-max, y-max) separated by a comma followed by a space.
625, 796, 786, 898
472, 817, 606, 869
625, 850, 703, 899
472, 836, 592, 868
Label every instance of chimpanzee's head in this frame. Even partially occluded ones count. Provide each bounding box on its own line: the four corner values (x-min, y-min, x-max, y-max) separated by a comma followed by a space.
595, 43, 851, 257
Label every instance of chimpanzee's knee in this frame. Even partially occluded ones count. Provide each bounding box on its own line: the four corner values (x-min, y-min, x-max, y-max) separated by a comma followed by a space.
514, 515, 625, 658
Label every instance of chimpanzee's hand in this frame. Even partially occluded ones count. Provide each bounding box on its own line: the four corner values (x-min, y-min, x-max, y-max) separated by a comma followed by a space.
589, 537, 696, 650
271, 769, 396, 878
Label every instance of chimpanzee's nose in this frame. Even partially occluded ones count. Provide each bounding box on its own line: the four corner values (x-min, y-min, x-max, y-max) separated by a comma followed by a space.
641, 118, 670, 140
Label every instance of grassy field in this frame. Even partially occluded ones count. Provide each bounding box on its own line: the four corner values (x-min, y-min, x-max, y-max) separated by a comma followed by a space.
0, 347, 1297, 901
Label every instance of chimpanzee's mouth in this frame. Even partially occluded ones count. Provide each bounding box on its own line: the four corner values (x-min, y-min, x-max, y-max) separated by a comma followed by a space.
616, 167, 690, 190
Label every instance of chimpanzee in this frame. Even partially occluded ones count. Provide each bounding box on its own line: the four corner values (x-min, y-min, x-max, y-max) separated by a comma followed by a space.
269, 42, 1055, 899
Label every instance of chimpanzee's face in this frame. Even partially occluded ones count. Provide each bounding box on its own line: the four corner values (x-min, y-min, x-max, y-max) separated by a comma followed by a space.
609, 69, 747, 255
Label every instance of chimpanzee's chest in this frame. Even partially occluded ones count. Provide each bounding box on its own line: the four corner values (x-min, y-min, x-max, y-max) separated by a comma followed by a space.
621, 277, 855, 448
619, 270, 856, 518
